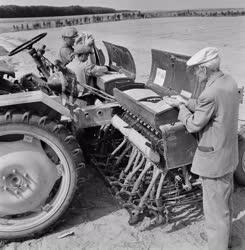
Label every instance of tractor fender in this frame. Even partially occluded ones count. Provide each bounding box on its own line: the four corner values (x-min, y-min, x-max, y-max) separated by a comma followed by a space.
0, 90, 71, 119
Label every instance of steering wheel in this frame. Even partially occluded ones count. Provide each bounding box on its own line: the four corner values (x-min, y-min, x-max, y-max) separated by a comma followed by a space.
9, 33, 47, 56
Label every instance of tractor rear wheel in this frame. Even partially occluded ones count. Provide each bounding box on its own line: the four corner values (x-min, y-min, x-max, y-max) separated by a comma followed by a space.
0, 110, 85, 240
235, 128, 245, 186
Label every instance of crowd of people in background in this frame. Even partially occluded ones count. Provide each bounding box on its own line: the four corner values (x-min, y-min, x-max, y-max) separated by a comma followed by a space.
12, 12, 141, 32
11, 8, 245, 33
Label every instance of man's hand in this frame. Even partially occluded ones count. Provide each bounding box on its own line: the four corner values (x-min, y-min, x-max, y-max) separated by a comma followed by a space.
75, 33, 94, 46
165, 95, 187, 108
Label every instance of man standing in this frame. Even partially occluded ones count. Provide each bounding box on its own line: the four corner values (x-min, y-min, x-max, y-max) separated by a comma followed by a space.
165, 47, 239, 250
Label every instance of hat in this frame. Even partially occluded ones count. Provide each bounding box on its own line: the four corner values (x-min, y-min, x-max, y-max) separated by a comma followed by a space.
73, 44, 92, 55
186, 47, 219, 67
61, 27, 78, 38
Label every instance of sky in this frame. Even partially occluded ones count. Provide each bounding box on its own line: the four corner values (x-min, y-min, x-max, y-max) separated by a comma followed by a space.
0, 0, 245, 11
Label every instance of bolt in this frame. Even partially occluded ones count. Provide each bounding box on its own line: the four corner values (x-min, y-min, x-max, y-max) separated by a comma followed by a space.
3, 186, 7, 191
2, 176, 6, 180
12, 169, 16, 174
23, 173, 31, 183
85, 113, 89, 119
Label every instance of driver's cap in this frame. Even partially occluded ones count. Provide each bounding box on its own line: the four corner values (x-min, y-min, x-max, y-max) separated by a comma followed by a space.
61, 26, 78, 38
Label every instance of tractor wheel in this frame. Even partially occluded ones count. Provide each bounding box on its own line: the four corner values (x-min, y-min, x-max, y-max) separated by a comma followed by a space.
235, 128, 245, 186
0, 110, 85, 240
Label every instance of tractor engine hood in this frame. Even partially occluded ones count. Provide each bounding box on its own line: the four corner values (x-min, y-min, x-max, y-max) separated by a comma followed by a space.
103, 41, 136, 80
146, 49, 204, 99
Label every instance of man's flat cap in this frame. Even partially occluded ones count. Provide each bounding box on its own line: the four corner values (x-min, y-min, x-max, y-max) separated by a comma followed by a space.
187, 47, 219, 67
61, 27, 78, 38
73, 44, 92, 55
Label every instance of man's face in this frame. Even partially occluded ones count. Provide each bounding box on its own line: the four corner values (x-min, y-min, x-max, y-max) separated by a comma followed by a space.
77, 53, 89, 63
192, 65, 208, 83
64, 37, 76, 46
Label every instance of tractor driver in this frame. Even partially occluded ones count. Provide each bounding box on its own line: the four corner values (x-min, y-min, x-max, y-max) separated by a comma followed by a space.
165, 47, 240, 250
58, 26, 96, 67
58, 26, 78, 66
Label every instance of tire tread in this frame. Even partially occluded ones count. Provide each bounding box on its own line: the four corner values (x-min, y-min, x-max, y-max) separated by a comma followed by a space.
0, 109, 85, 240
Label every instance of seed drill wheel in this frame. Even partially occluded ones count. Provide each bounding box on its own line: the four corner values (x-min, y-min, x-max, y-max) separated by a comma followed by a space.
235, 128, 245, 186
0, 110, 85, 240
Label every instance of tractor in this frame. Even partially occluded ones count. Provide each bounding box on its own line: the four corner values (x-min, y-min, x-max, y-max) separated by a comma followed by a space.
0, 32, 245, 240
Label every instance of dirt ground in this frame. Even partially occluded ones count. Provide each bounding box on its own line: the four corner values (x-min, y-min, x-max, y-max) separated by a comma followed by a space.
1, 166, 245, 250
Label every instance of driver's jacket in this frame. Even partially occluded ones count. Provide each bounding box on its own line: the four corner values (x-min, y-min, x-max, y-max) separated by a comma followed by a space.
58, 43, 74, 66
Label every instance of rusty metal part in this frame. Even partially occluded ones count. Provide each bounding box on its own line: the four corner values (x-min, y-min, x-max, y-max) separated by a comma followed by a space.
74, 102, 119, 129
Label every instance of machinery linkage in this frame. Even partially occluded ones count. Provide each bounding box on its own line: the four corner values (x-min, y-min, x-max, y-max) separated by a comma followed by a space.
91, 114, 203, 229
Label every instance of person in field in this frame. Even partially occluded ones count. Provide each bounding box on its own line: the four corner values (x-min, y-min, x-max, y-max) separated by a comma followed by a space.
165, 47, 240, 250
58, 26, 78, 66
58, 26, 95, 66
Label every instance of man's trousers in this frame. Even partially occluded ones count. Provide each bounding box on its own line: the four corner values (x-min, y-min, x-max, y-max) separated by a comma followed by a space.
202, 173, 233, 250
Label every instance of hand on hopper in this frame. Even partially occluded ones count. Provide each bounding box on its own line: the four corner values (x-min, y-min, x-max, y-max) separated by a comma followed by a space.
164, 95, 187, 108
